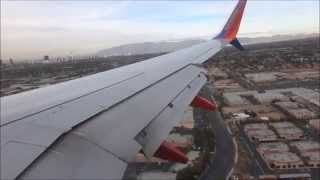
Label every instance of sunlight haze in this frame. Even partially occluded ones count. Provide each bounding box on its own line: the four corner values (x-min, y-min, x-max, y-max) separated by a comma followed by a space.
1, 0, 319, 60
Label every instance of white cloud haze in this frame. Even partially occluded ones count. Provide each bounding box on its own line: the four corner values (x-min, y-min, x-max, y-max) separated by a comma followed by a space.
1, 0, 319, 60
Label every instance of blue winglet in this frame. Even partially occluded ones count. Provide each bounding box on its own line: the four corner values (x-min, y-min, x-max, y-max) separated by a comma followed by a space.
230, 38, 244, 51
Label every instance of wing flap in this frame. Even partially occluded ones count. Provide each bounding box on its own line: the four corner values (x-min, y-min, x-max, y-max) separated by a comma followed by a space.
2, 123, 63, 147
136, 70, 207, 158
18, 134, 127, 179
71, 65, 206, 161
1, 142, 45, 179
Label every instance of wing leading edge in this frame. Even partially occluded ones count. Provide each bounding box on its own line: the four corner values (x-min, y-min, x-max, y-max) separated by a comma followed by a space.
0, 0, 247, 179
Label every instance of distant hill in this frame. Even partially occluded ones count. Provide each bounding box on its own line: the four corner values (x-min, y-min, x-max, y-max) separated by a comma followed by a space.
96, 33, 319, 57
239, 33, 319, 45
96, 39, 204, 57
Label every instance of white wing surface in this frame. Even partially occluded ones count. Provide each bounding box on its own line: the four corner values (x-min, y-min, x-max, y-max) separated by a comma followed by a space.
1, 0, 247, 179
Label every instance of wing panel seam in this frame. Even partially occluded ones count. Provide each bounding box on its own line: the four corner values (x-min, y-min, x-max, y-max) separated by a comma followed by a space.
1, 73, 144, 127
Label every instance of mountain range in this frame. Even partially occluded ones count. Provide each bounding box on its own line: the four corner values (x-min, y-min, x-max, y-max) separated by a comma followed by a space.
96, 33, 319, 57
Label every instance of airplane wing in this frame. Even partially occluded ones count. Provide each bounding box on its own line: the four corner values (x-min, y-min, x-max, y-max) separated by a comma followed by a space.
0, 0, 247, 179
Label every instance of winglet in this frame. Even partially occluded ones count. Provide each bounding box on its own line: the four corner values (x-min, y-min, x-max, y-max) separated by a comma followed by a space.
215, 0, 247, 50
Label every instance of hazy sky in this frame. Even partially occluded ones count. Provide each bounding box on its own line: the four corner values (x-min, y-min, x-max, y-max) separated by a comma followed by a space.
1, 0, 319, 60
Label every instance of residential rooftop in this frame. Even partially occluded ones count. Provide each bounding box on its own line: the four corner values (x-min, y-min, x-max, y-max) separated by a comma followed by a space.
287, 109, 317, 120
290, 141, 320, 152
257, 142, 289, 154
246, 129, 278, 142
270, 121, 296, 129
223, 88, 320, 106
274, 101, 299, 109
276, 127, 304, 140
302, 151, 320, 161
264, 152, 302, 164
309, 119, 320, 131
244, 123, 269, 132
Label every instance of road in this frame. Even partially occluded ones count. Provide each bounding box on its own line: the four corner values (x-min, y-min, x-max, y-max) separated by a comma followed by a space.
196, 85, 236, 180
238, 125, 271, 177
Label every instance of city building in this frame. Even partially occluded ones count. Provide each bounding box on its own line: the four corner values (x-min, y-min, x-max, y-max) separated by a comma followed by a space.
244, 123, 269, 132
213, 79, 244, 92
290, 141, 320, 153
259, 174, 312, 180
170, 151, 200, 172
290, 88, 320, 107
274, 101, 300, 110
208, 67, 228, 79
246, 129, 278, 143
138, 171, 176, 180
287, 109, 316, 121
258, 174, 278, 180
44, 55, 49, 61
273, 101, 317, 120
223, 88, 320, 107
224, 93, 252, 106
177, 108, 194, 129
257, 111, 286, 121
262, 152, 304, 170
301, 152, 320, 168
259, 117, 270, 121
9, 58, 14, 65
243, 123, 278, 142
290, 141, 320, 168
257, 142, 289, 155
222, 105, 285, 121
309, 119, 320, 134
233, 113, 251, 120
276, 128, 304, 140
270, 122, 304, 140
245, 72, 283, 83
254, 93, 289, 104
270, 122, 296, 129
134, 153, 166, 163
278, 173, 312, 180
166, 133, 193, 148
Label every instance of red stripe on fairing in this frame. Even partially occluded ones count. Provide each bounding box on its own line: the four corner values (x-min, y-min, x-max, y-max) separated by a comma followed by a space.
154, 141, 188, 164
191, 96, 217, 111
